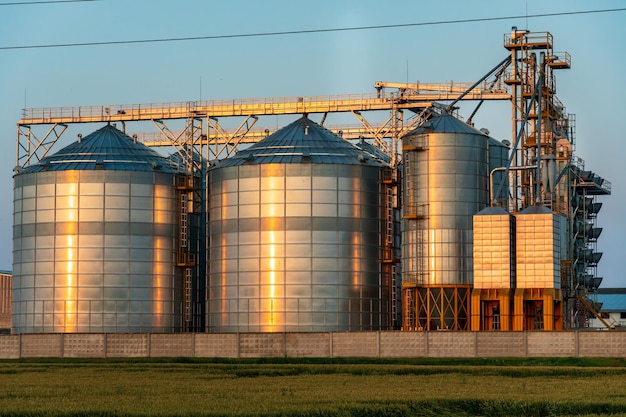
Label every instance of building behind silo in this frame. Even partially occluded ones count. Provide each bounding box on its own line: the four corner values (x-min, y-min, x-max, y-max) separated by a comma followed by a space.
0, 271, 11, 332
12, 125, 193, 333
208, 115, 398, 332
401, 114, 490, 331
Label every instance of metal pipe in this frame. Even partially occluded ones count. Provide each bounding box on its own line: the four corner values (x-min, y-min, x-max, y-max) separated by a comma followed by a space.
493, 75, 543, 206
535, 52, 545, 204
446, 56, 511, 112
490, 165, 537, 206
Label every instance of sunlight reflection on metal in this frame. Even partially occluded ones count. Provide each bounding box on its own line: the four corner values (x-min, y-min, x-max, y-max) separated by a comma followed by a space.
269, 229, 276, 329
64, 183, 77, 332
154, 236, 163, 325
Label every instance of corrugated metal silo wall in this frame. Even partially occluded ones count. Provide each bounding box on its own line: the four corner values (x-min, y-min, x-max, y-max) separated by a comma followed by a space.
402, 128, 489, 330
207, 162, 390, 332
12, 170, 183, 333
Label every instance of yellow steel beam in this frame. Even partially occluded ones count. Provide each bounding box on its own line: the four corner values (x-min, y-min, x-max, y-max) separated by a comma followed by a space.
18, 88, 510, 126
135, 124, 407, 147
15, 81, 511, 168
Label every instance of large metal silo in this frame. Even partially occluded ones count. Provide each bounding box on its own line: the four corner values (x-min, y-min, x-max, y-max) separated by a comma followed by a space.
401, 114, 489, 331
12, 125, 185, 333
208, 115, 396, 332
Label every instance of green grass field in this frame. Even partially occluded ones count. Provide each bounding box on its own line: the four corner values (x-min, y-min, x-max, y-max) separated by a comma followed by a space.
1, 357, 626, 417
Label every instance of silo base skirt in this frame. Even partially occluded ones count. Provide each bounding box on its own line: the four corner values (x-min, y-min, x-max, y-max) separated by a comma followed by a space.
401, 285, 471, 331
470, 288, 513, 331
513, 288, 563, 331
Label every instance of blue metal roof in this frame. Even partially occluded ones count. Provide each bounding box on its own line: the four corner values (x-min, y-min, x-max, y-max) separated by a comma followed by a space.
213, 116, 389, 168
596, 290, 626, 312
20, 124, 180, 174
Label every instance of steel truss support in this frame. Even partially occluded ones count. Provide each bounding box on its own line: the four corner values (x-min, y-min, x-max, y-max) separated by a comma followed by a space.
402, 285, 471, 331
16, 123, 68, 169
206, 115, 258, 161
351, 106, 434, 167
505, 31, 570, 212
152, 118, 203, 172
351, 110, 394, 159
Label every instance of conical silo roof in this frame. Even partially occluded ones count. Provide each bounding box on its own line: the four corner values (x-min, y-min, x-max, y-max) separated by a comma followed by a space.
519, 205, 554, 215
475, 206, 510, 216
353, 139, 392, 164
214, 116, 388, 168
20, 124, 179, 174
406, 113, 489, 136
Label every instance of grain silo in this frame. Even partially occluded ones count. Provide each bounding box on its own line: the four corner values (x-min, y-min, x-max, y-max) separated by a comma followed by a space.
471, 207, 515, 331
514, 205, 567, 330
207, 115, 397, 332
401, 114, 489, 331
12, 125, 188, 333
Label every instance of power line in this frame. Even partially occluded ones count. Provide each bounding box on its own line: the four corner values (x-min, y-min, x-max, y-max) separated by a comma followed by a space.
0, 0, 99, 5
1, 7, 624, 50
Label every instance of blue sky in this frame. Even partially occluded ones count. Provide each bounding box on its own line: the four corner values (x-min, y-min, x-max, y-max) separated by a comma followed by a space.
0, 0, 624, 286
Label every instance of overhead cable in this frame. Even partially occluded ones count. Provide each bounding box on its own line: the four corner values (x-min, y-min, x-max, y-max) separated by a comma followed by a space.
0, 7, 624, 50
0, 0, 99, 6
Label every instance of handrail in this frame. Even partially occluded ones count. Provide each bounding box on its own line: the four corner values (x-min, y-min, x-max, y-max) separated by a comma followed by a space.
19, 86, 510, 125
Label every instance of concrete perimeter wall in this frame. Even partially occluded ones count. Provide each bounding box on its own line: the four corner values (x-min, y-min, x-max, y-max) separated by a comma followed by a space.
0, 331, 625, 359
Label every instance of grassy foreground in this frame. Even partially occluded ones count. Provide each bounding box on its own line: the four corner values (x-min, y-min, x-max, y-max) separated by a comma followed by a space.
1, 357, 626, 417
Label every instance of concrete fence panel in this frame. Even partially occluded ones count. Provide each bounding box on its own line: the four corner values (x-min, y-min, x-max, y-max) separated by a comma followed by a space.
63, 334, 105, 358
2, 331, 626, 359
239, 333, 285, 358
106, 334, 149, 358
476, 332, 526, 357
379, 331, 427, 357
285, 332, 330, 358
578, 331, 626, 358
150, 333, 194, 357
194, 333, 238, 358
0, 335, 19, 359
527, 331, 577, 357
332, 332, 379, 357
21, 334, 62, 358
428, 332, 476, 358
